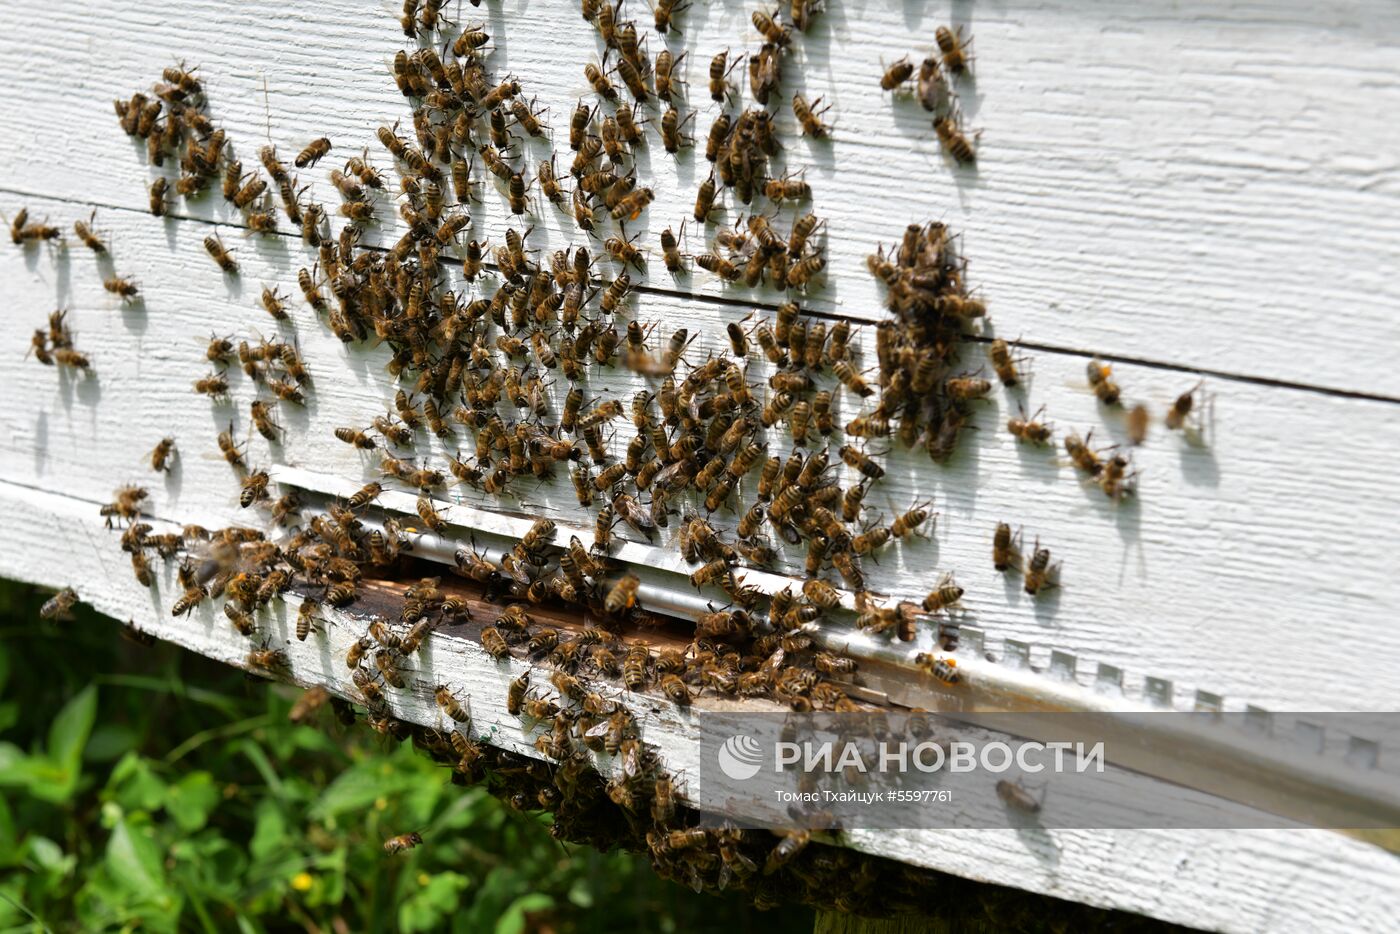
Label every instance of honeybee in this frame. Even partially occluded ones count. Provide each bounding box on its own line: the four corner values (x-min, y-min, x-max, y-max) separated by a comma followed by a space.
417, 494, 450, 533
1007, 407, 1053, 445
72, 211, 106, 253
922, 573, 964, 613
147, 177, 169, 216
945, 376, 992, 401
216, 425, 246, 469
621, 643, 650, 691
148, 437, 176, 473
326, 581, 358, 607
454, 22, 491, 55
986, 338, 1022, 386
334, 427, 376, 450
267, 377, 304, 405
232, 177, 268, 210
935, 25, 972, 74
104, 277, 140, 300
295, 599, 322, 641
914, 653, 960, 685
917, 54, 953, 115
786, 254, 826, 289
605, 574, 641, 614
192, 373, 229, 399
374, 649, 406, 689
880, 57, 915, 91
434, 685, 471, 723
1024, 539, 1057, 595
612, 186, 656, 223
660, 673, 692, 706
996, 779, 1042, 814
992, 521, 1020, 571
1126, 404, 1151, 445
295, 137, 332, 168
764, 830, 810, 874
383, 832, 423, 854
506, 672, 530, 716
764, 173, 810, 203
247, 646, 288, 671
39, 586, 79, 621
838, 444, 885, 481
239, 470, 270, 508
130, 551, 154, 586
1097, 453, 1136, 501
246, 400, 279, 441
604, 231, 645, 270
1165, 382, 1204, 431
709, 50, 738, 102
696, 252, 740, 281
480, 626, 510, 661
802, 577, 840, 609
791, 93, 832, 137
584, 60, 617, 100
890, 502, 933, 538
288, 685, 330, 724
1063, 431, 1104, 477
1086, 358, 1121, 405
933, 115, 976, 164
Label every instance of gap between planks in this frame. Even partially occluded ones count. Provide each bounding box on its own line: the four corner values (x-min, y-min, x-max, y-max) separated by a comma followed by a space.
7, 182, 1399, 409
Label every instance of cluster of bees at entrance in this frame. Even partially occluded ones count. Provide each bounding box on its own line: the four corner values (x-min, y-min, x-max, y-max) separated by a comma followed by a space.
13, 0, 1206, 912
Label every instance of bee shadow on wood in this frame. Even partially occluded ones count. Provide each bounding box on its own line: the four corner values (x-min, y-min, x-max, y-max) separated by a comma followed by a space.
31, 410, 48, 475
901, 0, 937, 31
245, 229, 291, 279
1177, 438, 1220, 488
57, 365, 101, 412
161, 443, 184, 502
47, 245, 74, 307
1013, 823, 1063, 870
1030, 578, 1062, 625
116, 291, 149, 335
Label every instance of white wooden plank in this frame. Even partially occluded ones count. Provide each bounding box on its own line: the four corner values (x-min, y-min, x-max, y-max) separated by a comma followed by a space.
0, 0, 1398, 394
3, 1, 1400, 927
4, 189, 1398, 715
3, 477, 1398, 934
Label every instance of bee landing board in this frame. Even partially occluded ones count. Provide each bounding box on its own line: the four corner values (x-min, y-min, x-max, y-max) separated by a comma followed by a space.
2, 0, 1400, 931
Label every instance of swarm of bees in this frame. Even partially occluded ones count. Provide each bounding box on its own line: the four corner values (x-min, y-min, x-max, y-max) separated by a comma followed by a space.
17, 0, 1227, 911
27, 309, 91, 370
883, 25, 978, 166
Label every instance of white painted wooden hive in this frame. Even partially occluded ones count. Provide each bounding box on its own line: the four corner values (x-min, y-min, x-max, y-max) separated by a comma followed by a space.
2, 1, 1399, 930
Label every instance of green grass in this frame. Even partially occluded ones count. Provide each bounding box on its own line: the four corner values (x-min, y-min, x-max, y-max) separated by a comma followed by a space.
0, 580, 810, 933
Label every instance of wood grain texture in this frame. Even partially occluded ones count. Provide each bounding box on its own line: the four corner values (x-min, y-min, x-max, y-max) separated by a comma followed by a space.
0, 1, 1399, 394
4, 190, 1397, 714
3, 478, 1398, 934
3, 0, 1400, 928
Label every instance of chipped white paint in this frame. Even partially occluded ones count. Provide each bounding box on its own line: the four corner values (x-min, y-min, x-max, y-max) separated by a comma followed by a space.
1, 1, 1399, 930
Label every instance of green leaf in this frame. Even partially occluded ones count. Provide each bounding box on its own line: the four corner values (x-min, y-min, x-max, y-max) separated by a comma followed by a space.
0, 750, 72, 803
48, 684, 97, 771
495, 893, 554, 934
27, 835, 75, 878
106, 817, 167, 905
0, 701, 19, 735
399, 872, 471, 934
106, 753, 167, 812
311, 757, 422, 819
86, 722, 140, 762
249, 798, 288, 862
0, 795, 13, 862
165, 771, 219, 832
